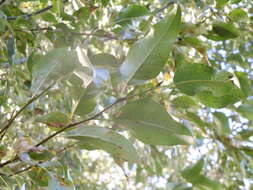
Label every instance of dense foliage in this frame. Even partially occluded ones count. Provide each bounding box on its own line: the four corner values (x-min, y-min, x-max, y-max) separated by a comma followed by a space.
0, 0, 253, 189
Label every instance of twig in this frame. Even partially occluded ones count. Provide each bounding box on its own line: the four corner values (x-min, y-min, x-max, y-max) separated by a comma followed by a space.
0, 156, 18, 168
0, 0, 6, 6
152, 1, 175, 15
8, 144, 75, 177
0, 85, 53, 142
7, 0, 69, 21
36, 81, 163, 147
35, 97, 127, 147
0, 82, 163, 169
15, 27, 118, 40
9, 166, 32, 177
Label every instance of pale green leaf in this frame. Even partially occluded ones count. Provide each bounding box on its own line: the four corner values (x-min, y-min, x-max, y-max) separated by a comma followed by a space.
213, 112, 230, 135
31, 48, 79, 94
89, 53, 118, 70
172, 96, 197, 109
66, 126, 139, 163
182, 159, 222, 189
116, 98, 192, 145
237, 103, 253, 120
174, 63, 244, 108
120, 5, 181, 83
115, 5, 150, 25
48, 174, 75, 190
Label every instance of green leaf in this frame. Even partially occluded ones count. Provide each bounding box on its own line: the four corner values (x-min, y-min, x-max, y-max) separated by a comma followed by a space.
115, 5, 149, 25
41, 12, 57, 23
174, 63, 244, 108
181, 159, 204, 181
213, 112, 230, 135
216, 0, 229, 9
237, 129, 253, 139
27, 53, 42, 74
69, 80, 98, 116
227, 53, 248, 68
48, 174, 75, 190
74, 96, 96, 116
235, 72, 251, 96
228, 8, 247, 22
116, 98, 192, 145
237, 103, 253, 120
186, 112, 206, 131
89, 53, 118, 69
172, 96, 197, 109
73, 7, 89, 21
28, 167, 48, 187
174, 63, 214, 96
6, 37, 15, 65
31, 48, 80, 94
28, 150, 54, 162
212, 22, 239, 40
181, 159, 222, 189
196, 89, 244, 108
66, 126, 139, 163
120, 6, 181, 83
35, 111, 71, 129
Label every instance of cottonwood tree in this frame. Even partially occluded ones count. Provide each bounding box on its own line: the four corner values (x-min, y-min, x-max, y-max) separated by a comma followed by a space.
0, 0, 253, 189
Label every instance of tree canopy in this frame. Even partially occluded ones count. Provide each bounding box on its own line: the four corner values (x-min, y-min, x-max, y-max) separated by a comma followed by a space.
0, 0, 253, 189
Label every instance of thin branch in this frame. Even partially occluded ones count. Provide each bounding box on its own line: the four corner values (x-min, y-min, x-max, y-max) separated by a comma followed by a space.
0, 156, 18, 168
36, 81, 163, 147
7, 0, 69, 21
15, 27, 119, 40
35, 97, 127, 147
0, 85, 53, 142
0, 0, 6, 6
9, 165, 32, 177
0, 82, 163, 169
9, 144, 75, 177
152, 1, 175, 15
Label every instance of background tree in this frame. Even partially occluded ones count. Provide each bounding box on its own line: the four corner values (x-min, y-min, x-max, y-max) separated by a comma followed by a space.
0, 0, 253, 189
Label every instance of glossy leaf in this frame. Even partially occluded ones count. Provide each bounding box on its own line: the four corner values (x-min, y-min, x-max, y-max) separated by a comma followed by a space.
66, 126, 139, 163
116, 98, 192, 145
120, 6, 181, 83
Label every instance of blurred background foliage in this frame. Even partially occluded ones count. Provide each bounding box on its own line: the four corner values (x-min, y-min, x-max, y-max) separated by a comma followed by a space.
0, 0, 253, 189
